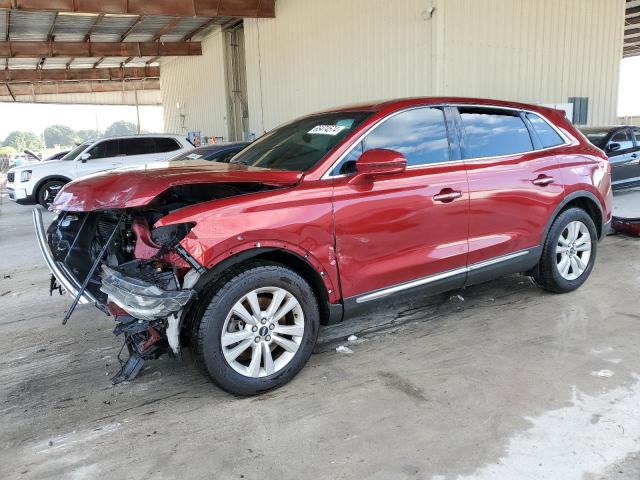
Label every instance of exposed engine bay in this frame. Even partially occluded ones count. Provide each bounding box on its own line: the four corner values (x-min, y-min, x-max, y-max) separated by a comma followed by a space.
44, 182, 274, 383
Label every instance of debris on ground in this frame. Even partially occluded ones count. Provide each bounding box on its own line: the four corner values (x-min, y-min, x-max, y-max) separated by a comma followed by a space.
347, 335, 358, 342
450, 294, 465, 302
336, 345, 354, 354
592, 369, 615, 378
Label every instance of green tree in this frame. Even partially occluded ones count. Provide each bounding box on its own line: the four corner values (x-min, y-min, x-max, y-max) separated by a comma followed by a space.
77, 129, 102, 142
43, 125, 78, 148
104, 120, 138, 137
2, 131, 43, 151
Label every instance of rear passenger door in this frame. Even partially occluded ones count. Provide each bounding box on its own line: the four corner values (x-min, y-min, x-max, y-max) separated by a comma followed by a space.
606, 128, 638, 186
456, 107, 565, 277
118, 137, 159, 167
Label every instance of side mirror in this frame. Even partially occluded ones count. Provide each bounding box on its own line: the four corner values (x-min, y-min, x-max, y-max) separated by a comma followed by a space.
79, 152, 91, 163
607, 142, 621, 153
350, 149, 407, 183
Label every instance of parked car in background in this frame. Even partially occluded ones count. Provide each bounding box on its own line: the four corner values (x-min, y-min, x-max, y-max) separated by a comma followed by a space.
579, 126, 640, 190
44, 150, 71, 162
170, 142, 249, 163
6, 134, 192, 207
37, 97, 612, 395
9, 150, 40, 167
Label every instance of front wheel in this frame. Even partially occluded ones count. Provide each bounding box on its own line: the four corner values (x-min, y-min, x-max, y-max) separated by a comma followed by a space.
192, 262, 319, 395
533, 207, 598, 293
37, 180, 66, 208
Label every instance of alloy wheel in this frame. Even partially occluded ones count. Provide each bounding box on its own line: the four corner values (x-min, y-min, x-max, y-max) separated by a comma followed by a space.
221, 287, 305, 378
556, 220, 592, 281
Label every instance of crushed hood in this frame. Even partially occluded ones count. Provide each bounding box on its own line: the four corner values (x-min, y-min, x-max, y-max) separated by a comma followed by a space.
52, 160, 303, 212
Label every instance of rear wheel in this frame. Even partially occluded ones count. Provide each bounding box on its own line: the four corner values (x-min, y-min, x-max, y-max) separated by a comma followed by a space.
533, 207, 597, 293
37, 180, 66, 208
192, 262, 319, 395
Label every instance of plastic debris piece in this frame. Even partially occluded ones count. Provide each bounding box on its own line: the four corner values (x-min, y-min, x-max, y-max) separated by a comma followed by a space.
347, 335, 358, 342
336, 345, 353, 354
591, 369, 614, 378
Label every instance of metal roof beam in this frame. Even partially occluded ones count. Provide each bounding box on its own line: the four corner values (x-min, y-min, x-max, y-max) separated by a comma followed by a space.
0, 41, 202, 58
0, 66, 159, 81
0, 78, 160, 95
0, 1, 275, 17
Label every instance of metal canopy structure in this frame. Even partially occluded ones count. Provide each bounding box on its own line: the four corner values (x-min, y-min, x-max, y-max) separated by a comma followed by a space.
625, 0, 640, 58
0, 0, 275, 102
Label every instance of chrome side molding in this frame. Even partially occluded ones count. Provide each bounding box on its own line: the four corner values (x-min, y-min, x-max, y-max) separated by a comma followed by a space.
355, 249, 531, 304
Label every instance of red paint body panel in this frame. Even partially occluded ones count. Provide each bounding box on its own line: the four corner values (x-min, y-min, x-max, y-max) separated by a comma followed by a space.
52, 97, 613, 306
332, 164, 469, 298
52, 160, 303, 211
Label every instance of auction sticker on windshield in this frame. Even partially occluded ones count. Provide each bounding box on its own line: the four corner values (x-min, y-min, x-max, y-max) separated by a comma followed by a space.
308, 125, 347, 135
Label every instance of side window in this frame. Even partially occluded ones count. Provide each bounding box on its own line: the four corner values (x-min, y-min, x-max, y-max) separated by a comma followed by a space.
526, 113, 565, 149
118, 138, 157, 156
608, 130, 634, 152
363, 107, 450, 167
332, 142, 363, 176
631, 129, 640, 146
86, 140, 118, 160
459, 108, 533, 158
155, 137, 181, 153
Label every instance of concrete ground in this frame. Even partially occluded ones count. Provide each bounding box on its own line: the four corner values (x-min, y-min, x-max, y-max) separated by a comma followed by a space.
1, 195, 640, 480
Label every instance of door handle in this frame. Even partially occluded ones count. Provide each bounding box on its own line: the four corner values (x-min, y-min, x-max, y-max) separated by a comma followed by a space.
532, 175, 554, 186
433, 188, 463, 203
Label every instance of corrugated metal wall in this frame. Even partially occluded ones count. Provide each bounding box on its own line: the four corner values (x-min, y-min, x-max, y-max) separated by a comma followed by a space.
160, 28, 229, 137
160, 0, 625, 136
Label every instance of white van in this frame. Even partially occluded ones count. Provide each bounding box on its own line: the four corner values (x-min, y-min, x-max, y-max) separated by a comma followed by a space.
6, 134, 192, 207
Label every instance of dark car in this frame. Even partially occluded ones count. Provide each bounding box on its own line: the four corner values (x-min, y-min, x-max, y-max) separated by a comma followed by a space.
171, 142, 249, 163
37, 97, 612, 395
579, 126, 640, 190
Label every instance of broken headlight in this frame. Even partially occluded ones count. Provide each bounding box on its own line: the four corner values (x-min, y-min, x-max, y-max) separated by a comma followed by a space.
151, 222, 195, 247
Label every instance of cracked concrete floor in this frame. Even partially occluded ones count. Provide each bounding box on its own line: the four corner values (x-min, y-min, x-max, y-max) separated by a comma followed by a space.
1, 197, 640, 480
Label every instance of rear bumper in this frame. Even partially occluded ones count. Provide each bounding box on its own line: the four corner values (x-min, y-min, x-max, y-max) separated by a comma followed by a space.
32, 208, 96, 305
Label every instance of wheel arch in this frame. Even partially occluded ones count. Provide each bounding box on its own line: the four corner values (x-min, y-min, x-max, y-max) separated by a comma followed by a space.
187, 247, 343, 333
543, 191, 604, 241
34, 175, 72, 199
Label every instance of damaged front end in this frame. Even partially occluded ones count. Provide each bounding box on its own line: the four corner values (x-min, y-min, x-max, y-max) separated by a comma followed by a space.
34, 205, 204, 383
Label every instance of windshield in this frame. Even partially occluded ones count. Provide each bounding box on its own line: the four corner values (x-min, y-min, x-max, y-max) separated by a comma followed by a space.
61, 142, 91, 161
230, 111, 372, 171
169, 148, 212, 161
579, 129, 609, 148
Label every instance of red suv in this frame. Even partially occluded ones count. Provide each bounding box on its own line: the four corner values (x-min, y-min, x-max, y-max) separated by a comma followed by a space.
36, 97, 612, 395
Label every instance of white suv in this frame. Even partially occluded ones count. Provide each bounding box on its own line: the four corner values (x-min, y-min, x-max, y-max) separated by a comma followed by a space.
6, 134, 193, 207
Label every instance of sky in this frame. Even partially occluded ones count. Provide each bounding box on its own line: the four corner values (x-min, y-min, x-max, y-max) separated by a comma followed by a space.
0, 103, 164, 141
618, 56, 640, 118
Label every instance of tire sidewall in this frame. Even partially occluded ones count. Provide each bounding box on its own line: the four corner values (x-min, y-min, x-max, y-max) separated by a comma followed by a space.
543, 208, 598, 291
197, 265, 319, 395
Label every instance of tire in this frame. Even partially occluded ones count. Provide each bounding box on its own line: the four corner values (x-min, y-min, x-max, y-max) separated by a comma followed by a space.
192, 262, 320, 395
37, 180, 66, 208
533, 207, 598, 293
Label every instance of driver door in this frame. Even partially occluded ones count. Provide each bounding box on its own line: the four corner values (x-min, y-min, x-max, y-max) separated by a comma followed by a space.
75, 139, 123, 178
331, 106, 469, 302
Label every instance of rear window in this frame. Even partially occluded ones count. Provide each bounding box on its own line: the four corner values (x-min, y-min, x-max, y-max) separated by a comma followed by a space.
459, 108, 533, 158
526, 113, 565, 148
118, 138, 156, 156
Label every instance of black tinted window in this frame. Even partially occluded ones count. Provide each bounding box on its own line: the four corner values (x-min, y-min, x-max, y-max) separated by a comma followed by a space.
364, 107, 449, 167
155, 137, 181, 153
231, 112, 371, 171
459, 108, 533, 158
87, 140, 118, 159
526, 113, 564, 148
118, 138, 156, 156
609, 130, 634, 151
